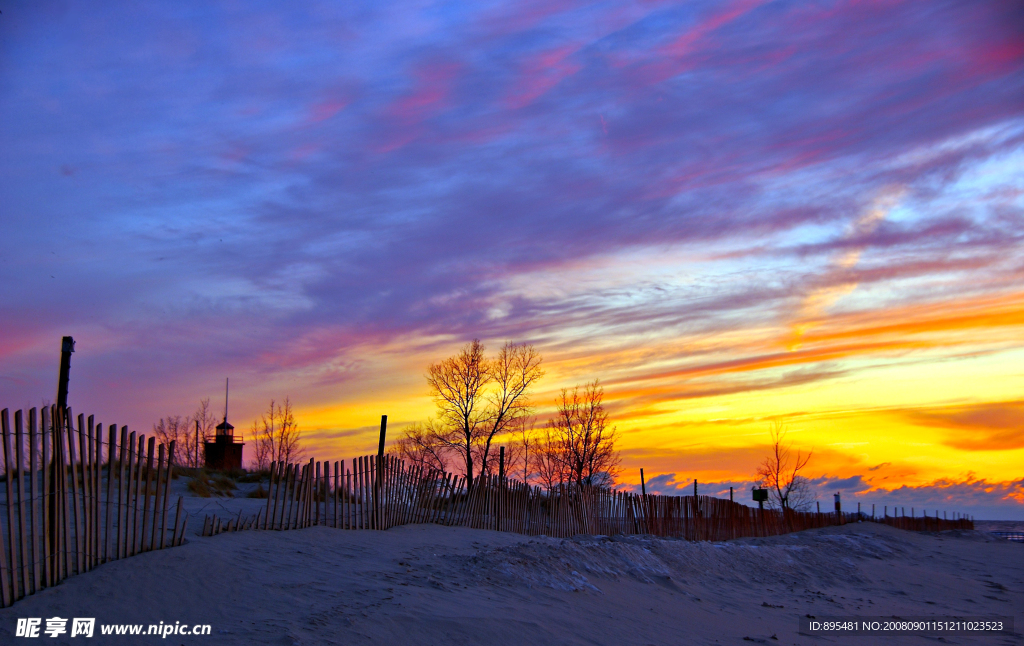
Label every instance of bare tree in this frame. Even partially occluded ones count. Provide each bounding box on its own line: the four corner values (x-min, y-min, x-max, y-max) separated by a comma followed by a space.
756, 422, 813, 511
251, 397, 303, 470
426, 339, 489, 483
192, 398, 217, 467
153, 415, 187, 465
547, 380, 620, 487
153, 398, 218, 468
416, 339, 543, 488
518, 418, 537, 484
480, 415, 527, 480
476, 342, 543, 476
395, 421, 449, 473
251, 417, 271, 471
530, 423, 569, 491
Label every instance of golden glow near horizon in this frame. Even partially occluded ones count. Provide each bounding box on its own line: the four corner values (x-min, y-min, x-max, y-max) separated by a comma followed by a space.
3, 1, 1022, 520
241, 149, 1024, 514
294, 242, 1024, 503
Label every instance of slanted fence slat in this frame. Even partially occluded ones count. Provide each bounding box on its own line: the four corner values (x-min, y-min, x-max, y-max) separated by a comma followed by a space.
0, 401, 973, 612
0, 406, 188, 609
206, 447, 973, 543
28, 409, 39, 594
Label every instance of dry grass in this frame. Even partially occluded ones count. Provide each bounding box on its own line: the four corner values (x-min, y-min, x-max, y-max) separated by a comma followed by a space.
188, 476, 212, 498
238, 470, 269, 483
247, 484, 269, 499
212, 474, 237, 496
186, 471, 238, 497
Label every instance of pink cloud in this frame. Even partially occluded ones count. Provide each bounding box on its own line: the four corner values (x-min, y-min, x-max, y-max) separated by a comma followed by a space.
477, 0, 582, 37
376, 60, 463, 153
288, 142, 319, 161
620, 0, 768, 84
955, 37, 1024, 82
307, 98, 349, 124
661, 0, 766, 59
503, 44, 582, 110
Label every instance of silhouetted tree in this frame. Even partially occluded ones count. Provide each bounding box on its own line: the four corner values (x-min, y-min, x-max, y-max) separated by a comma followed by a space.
546, 380, 620, 488
153, 415, 186, 464
426, 339, 488, 483
475, 342, 542, 476
756, 421, 813, 511
251, 397, 303, 470
153, 397, 217, 468
192, 398, 218, 464
395, 420, 449, 473
518, 418, 537, 484
530, 423, 569, 491
405, 339, 543, 487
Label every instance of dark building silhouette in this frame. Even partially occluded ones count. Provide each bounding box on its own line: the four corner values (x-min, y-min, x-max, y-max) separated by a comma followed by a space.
205, 378, 244, 471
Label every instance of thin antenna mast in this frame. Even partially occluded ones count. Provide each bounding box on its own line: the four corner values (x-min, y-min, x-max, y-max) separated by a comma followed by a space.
224, 378, 229, 422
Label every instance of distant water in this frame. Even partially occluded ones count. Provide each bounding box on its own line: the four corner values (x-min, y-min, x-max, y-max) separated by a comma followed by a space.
974, 520, 1024, 536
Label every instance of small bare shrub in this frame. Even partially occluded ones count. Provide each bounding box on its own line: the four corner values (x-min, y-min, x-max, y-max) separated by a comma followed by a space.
237, 470, 268, 483
211, 475, 237, 496
188, 477, 211, 498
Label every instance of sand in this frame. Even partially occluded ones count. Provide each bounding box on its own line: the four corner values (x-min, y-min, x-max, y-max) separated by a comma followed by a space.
0, 511, 1020, 646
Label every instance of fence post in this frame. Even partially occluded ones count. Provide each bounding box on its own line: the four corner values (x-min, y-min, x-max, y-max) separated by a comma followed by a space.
28, 409, 40, 593
376, 416, 387, 530
498, 447, 505, 531
40, 407, 51, 588
264, 462, 276, 530
66, 411, 83, 575
15, 410, 30, 591
141, 437, 156, 552
159, 441, 174, 549
0, 409, 15, 605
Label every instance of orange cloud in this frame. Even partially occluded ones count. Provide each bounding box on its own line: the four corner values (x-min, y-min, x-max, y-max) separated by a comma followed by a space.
610, 338, 933, 388
901, 401, 1024, 451
798, 290, 1024, 346
789, 189, 903, 349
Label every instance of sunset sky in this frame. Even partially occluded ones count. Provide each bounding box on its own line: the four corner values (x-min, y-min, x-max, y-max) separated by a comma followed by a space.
1, 1, 1022, 517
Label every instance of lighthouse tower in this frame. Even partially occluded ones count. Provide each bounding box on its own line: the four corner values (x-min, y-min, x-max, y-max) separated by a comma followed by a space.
204, 378, 244, 471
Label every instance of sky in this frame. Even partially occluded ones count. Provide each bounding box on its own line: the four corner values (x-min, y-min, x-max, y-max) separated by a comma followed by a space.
1, 0, 1022, 518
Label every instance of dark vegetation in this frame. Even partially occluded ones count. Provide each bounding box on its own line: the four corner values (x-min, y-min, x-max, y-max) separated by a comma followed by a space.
398, 339, 620, 490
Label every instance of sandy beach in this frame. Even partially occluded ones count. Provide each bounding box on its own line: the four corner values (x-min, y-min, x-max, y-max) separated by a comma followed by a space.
0, 513, 1019, 646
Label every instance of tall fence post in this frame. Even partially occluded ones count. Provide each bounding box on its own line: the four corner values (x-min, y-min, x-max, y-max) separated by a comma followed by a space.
376, 415, 386, 530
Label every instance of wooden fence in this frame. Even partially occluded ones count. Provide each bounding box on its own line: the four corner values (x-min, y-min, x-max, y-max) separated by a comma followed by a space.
201, 453, 974, 539
0, 406, 188, 608
878, 511, 975, 532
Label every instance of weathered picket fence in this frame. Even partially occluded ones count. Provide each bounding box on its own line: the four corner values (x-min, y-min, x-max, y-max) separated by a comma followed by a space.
201, 454, 974, 539
879, 511, 975, 532
0, 407, 188, 608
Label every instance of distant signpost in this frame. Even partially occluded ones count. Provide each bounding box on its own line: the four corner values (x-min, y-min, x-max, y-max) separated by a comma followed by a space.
752, 488, 768, 509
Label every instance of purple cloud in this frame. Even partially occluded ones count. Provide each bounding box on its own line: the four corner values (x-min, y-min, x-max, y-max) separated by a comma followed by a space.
0, 0, 1021, 435
623, 472, 1024, 520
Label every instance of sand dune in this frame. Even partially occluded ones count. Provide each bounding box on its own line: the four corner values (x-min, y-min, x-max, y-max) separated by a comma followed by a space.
0, 517, 1019, 645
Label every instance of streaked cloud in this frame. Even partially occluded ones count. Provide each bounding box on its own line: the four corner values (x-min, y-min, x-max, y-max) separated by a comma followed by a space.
904, 401, 1024, 452
625, 472, 1024, 519
0, 0, 1022, 516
